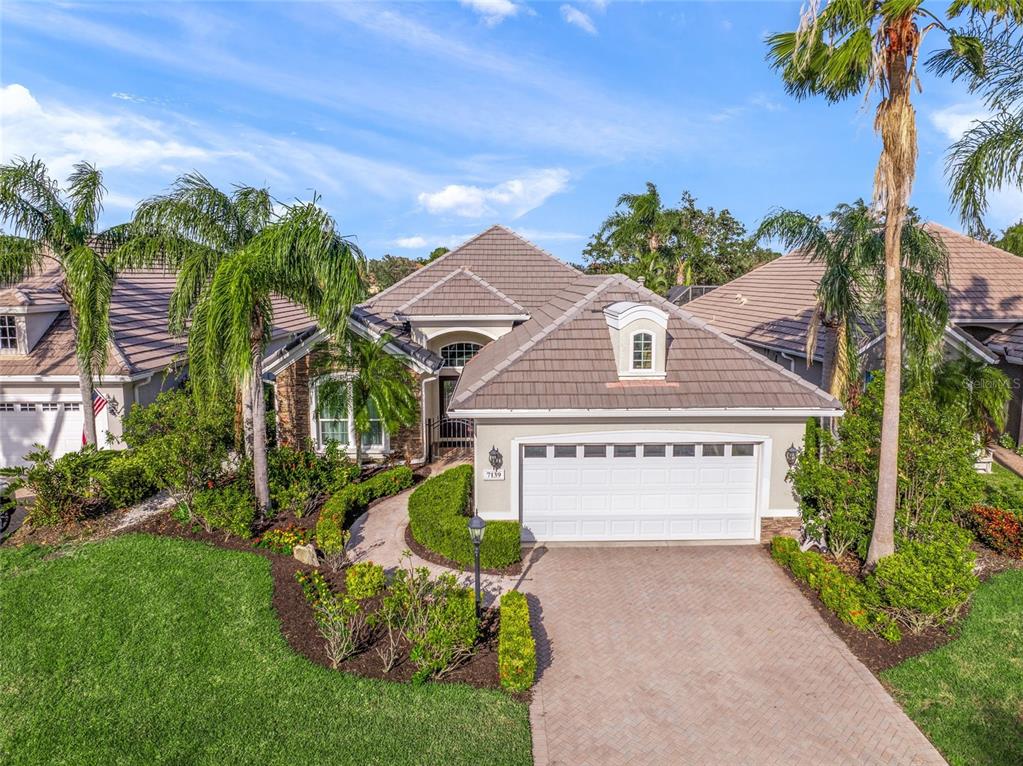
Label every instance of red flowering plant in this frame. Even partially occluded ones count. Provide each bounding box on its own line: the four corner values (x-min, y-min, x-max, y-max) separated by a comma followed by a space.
970, 505, 1023, 558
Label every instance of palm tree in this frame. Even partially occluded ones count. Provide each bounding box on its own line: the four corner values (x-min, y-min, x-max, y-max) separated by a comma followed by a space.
113, 173, 275, 453
0, 157, 125, 446
767, 2, 1019, 568
312, 332, 419, 467
932, 357, 1011, 441
930, 27, 1023, 232
186, 199, 363, 516
759, 202, 949, 399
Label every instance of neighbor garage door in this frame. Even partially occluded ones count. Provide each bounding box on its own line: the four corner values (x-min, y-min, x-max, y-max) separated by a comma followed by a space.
520, 440, 760, 542
0, 401, 85, 467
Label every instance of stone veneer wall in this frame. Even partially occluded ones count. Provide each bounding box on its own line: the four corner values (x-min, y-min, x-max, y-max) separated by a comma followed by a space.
274, 348, 426, 463
760, 516, 801, 543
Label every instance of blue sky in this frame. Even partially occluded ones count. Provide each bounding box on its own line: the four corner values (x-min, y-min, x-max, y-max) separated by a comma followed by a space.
0, 1, 1009, 264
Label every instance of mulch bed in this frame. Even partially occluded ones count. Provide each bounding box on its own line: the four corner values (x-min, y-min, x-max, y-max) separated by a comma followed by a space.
769, 541, 1023, 674
404, 524, 523, 577
134, 510, 506, 691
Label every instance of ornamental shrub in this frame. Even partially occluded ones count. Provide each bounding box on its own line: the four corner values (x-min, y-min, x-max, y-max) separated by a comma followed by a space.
408, 465, 521, 569
93, 450, 158, 509
873, 523, 979, 633
314, 466, 414, 555
268, 442, 359, 517
296, 569, 369, 668
770, 536, 901, 641
190, 484, 256, 539
969, 504, 1023, 557
0, 446, 112, 526
790, 376, 982, 560
345, 561, 386, 601
498, 591, 536, 693
255, 523, 311, 555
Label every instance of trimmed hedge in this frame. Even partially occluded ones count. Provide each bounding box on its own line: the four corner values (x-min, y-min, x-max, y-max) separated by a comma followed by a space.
498, 590, 536, 693
408, 465, 521, 569
770, 536, 901, 642
315, 466, 415, 550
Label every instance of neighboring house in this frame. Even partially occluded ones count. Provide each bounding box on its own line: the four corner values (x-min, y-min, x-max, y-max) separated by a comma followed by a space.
271, 226, 843, 544
685, 223, 1023, 438
0, 261, 315, 467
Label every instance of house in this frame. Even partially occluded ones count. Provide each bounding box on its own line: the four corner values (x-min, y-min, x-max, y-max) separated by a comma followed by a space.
684, 223, 1023, 439
0, 261, 315, 467
271, 226, 843, 544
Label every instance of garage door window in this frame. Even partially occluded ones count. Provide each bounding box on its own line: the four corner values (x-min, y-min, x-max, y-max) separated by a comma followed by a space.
702, 444, 725, 457
643, 444, 666, 457
613, 444, 637, 457
524, 446, 547, 458
0, 403, 13, 412
731, 444, 755, 457
672, 444, 696, 457
583, 444, 607, 458
554, 445, 577, 458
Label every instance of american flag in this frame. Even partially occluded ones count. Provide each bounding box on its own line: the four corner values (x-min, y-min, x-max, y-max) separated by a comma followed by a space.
82, 390, 108, 445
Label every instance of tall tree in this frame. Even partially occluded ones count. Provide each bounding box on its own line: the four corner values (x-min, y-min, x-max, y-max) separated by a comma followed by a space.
118, 176, 364, 515
421, 246, 449, 264
584, 184, 775, 292
767, 1, 1020, 567
997, 220, 1023, 256
931, 25, 1023, 232
366, 254, 420, 293
759, 202, 949, 400
313, 332, 419, 467
0, 157, 124, 446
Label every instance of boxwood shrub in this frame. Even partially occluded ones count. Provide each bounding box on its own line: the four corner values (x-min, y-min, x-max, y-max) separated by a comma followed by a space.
408, 465, 521, 569
315, 466, 415, 552
498, 590, 536, 693
770, 536, 901, 642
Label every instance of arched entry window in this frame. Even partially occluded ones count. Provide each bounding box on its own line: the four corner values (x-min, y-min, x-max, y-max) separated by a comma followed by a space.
441, 342, 482, 368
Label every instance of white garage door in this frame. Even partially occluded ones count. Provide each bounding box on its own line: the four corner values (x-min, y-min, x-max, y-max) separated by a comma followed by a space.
520, 440, 760, 542
0, 401, 86, 467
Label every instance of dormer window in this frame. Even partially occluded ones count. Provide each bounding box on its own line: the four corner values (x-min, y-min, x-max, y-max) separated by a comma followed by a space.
0, 315, 17, 353
631, 332, 653, 371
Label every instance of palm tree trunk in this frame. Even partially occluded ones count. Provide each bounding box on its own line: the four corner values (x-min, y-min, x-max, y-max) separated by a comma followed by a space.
239, 381, 254, 458
866, 40, 915, 568
819, 319, 837, 396
77, 359, 99, 447
831, 323, 851, 400
250, 347, 270, 516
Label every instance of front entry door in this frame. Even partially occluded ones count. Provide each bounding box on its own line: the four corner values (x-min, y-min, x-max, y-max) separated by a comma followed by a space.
437, 377, 472, 447
439, 376, 458, 418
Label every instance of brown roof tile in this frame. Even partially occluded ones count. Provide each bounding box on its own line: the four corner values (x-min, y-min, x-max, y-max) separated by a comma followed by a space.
395, 267, 527, 317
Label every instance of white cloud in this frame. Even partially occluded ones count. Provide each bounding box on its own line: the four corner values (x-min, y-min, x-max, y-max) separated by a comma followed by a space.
930, 102, 987, 141
418, 168, 570, 219
393, 236, 428, 249
561, 5, 597, 35
460, 0, 522, 26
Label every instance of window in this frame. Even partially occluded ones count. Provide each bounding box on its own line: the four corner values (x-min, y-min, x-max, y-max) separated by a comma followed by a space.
583, 444, 607, 458
41, 402, 60, 412
0, 315, 16, 352
731, 444, 755, 457
63, 402, 81, 411
19, 403, 37, 412
613, 444, 637, 458
524, 445, 547, 458
314, 378, 385, 451
441, 342, 482, 368
702, 443, 725, 457
631, 332, 653, 370
0, 403, 13, 412
643, 444, 666, 457
672, 444, 695, 457
553, 445, 577, 458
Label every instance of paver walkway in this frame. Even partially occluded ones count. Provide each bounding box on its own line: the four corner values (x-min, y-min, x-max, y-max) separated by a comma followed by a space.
526, 546, 945, 766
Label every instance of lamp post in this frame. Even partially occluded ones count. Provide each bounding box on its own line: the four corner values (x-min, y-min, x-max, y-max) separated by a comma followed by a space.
468, 513, 486, 619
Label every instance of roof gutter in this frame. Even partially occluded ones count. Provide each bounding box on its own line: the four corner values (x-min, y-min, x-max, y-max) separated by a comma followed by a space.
449, 407, 845, 419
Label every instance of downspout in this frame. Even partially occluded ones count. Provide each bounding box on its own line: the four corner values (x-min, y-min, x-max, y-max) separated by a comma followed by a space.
779, 351, 797, 373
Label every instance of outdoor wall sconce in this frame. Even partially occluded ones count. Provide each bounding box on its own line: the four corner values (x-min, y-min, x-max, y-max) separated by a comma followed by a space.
488, 445, 503, 470
785, 443, 799, 468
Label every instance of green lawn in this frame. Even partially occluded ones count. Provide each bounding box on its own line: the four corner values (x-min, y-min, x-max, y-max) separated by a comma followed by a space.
882, 570, 1023, 766
980, 462, 1023, 495
0, 534, 532, 766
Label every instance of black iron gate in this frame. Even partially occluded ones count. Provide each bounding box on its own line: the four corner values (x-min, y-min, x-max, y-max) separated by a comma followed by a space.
426, 417, 474, 461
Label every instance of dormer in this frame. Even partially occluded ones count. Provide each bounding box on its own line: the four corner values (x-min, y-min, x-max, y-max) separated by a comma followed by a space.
603, 301, 669, 380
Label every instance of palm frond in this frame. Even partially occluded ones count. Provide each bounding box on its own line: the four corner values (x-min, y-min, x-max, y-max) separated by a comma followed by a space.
66, 161, 105, 233
0, 156, 70, 245
63, 244, 114, 375
0, 234, 45, 285
947, 111, 1023, 228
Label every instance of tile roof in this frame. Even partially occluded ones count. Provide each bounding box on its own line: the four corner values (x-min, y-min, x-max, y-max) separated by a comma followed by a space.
394, 267, 527, 317
449, 273, 840, 413
684, 223, 1023, 360
0, 267, 315, 379
984, 324, 1023, 362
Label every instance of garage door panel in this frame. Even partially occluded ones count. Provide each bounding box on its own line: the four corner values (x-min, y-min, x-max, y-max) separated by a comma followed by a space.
521, 439, 760, 542
1, 405, 87, 468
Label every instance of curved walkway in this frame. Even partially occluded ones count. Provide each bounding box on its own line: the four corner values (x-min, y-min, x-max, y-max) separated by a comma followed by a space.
346, 481, 946, 766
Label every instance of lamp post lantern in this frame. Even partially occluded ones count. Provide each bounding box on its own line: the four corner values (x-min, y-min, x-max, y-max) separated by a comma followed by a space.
468, 512, 486, 619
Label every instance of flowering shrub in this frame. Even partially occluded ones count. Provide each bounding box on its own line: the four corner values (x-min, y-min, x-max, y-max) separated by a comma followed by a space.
268, 442, 359, 517
969, 505, 1023, 557
255, 523, 311, 555
498, 591, 536, 693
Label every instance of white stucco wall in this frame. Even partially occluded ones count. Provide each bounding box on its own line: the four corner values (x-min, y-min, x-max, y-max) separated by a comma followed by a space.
472, 417, 812, 523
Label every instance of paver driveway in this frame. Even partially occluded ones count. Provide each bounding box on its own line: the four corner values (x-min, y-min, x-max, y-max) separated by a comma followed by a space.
525, 545, 945, 766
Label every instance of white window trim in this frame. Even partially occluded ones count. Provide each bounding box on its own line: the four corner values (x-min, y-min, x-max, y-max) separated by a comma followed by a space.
309, 375, 390, 457
0, 314, 23, 355
629, 330, 655, 373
